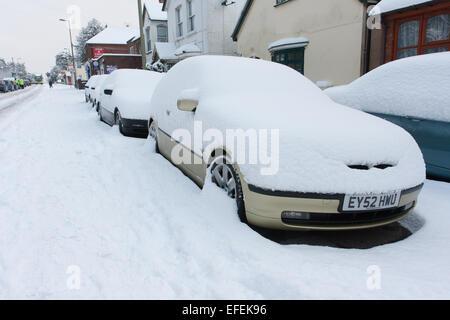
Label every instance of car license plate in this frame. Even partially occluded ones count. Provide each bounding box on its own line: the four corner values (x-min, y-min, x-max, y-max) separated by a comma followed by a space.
342, 191, 401, 212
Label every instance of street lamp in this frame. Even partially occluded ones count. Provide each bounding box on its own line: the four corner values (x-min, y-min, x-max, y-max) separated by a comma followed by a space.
59, 18, 78, 88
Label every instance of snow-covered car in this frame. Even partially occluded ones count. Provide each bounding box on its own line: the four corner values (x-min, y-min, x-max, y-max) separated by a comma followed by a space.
148, 55, 425, 231
98, 69, 164, 137
325, 53, 450, 180
85, 76, 99, 103
91, 75, 109, 110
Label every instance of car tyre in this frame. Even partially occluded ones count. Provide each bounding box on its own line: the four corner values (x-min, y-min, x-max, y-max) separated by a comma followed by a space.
211, 159, 247, 223
148, 120, 159, 153
115, 110, 124, 134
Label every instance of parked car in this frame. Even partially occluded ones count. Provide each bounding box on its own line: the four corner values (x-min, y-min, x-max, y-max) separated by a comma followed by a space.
91, 75, 109, 110
84, 75, 108, 107
98, 69, 164, 137
5, 80, 15, 91
325, 52, 450, 180
0, 80, 8, 93
148, 56, 425, 231
85, 76, 99, 103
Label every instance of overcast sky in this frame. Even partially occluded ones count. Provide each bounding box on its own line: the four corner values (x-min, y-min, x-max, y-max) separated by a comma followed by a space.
0, 0, 140, 74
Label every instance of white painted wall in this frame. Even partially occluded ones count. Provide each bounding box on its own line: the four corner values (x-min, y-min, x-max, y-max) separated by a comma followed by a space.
143, 10, 168, 63
235, 0, 367, 86
165, 0, 242, 56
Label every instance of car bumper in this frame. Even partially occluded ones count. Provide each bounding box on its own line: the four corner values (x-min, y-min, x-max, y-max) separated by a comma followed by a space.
121, 118, 149, 137
240, 176, 423, 231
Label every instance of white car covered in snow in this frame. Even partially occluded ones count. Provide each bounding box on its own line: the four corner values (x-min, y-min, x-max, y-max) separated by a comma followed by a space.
148, 55, 425, 231
98, 69, 164, 137
85, 75, 107, 105
91, 75, 109, 110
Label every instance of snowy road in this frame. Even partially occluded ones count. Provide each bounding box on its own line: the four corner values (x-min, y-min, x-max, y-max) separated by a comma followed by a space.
0, 85, 449, 299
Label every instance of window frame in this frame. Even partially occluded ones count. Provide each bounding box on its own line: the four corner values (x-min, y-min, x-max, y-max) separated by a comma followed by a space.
157, 24, 168, 42
393, 9, 450, 60
176, 5, 183, 38
145, 26, 151, 53
271, 47, 305, 75
187, 0, 195, 33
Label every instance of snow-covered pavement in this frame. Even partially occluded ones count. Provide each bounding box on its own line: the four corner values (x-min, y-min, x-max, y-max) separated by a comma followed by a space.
0, 85, 449, 299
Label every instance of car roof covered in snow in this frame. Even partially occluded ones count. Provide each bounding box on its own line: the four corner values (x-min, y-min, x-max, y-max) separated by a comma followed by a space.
325, 52, 450, 122
105, 69, 164, 90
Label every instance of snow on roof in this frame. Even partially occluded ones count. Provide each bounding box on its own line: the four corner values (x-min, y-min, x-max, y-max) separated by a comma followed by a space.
174, 43, 201, 56
369, 0, 434, 16
154, 42, 178, 60
86, 26, 140, 45
144, 0, 167, 21
268, 37, 309, 52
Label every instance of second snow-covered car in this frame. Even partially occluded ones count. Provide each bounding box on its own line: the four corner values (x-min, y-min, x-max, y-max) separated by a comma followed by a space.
99, 69, 164, 137
148, 56, 426, 231
325, 53, 450, 180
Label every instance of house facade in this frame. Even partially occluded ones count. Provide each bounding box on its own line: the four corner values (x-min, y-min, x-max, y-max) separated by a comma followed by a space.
232, 0, 380, 87
143, 0, 169, 67
369, 0, 450, 68
156, 0, 243, 66
85, 26, 142, 77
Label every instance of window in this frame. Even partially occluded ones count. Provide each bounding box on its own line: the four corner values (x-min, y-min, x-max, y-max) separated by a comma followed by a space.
145, 27, 151, 52
272, 48, 305, 74
157, 24, 168, 42
176, 6, 183, 37
395, 11, 449, 60
187, 0, 195, 32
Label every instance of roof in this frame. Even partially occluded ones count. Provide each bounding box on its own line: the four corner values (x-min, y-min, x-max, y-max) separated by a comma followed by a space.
154, 42, 178, 60
174, 43, 201, 56
268, 37, 309, 52
86, 26, 140, 45
143, 0, 167, 21
369, 0, 435, 16
232, 0, 254, 41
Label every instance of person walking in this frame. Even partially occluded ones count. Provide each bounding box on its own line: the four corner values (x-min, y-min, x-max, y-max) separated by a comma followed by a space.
19, 78, 24, 89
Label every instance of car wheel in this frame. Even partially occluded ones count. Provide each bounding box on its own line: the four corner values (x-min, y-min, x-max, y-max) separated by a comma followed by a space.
211, 159, 246, 223
115, 110, 124, 134
99, 105, 104, 122
148, 120, 159, 153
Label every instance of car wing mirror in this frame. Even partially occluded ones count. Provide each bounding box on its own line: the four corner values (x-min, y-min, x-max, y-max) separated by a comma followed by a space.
104, 89, 113, 96
177, 99, 198, 112
177, 89, 199, 112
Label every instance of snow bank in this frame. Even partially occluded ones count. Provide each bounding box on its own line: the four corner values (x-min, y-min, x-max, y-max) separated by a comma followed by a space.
325, 53, 450, 123
151, 55, 425, 194
103, 69, 164, 120
370, 0, 433, 15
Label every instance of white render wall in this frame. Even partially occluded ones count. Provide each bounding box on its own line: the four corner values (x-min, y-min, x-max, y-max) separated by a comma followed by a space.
165, 0, 241, 56
143, 11, 168, 63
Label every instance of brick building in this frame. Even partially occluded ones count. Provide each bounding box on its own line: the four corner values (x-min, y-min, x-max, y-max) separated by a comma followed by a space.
85, 26, 143, 77
369, 0, 449, 69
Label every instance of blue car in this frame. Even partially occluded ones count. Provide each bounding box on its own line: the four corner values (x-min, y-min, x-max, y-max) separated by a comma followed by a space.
325, 52, 450, 180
